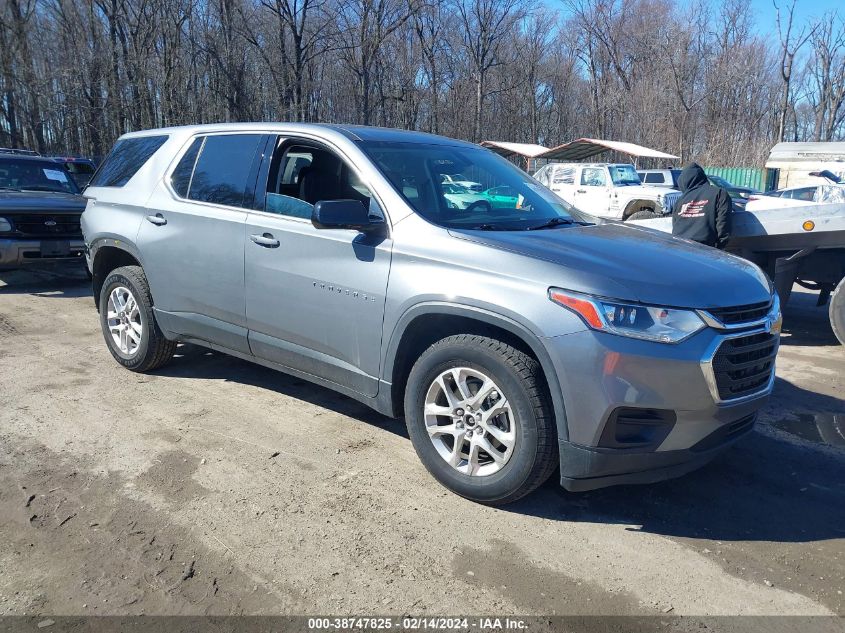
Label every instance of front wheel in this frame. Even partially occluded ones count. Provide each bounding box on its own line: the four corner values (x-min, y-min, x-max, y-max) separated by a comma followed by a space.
99, 265, 176, 372
830, 277, 845, 346
627, 209, 661, 221
404, 334, 558, 505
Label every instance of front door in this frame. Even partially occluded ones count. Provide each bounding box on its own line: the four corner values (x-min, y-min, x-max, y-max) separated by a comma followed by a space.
574, 166, 612, 215
244, 138, 392, 396
137, 133, 266, 353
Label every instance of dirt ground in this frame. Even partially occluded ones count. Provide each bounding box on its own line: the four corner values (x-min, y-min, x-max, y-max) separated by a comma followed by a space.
0, 266, 842, 619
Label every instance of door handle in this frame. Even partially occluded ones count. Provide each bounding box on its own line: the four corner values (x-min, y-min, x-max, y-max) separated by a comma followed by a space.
576, 189, 586, 194
146, 213, 167, 226
250, 233, 280, 248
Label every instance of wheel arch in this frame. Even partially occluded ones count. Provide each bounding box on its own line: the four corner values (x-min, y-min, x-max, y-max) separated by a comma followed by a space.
622, 198, 659, 219
90, 240, 144, 311
383, 303, 569, 441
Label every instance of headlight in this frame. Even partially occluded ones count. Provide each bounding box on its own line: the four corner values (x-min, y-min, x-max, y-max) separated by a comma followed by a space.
0, 217, 12, 232
549, 288, 705, 343
738, 192, 750, 199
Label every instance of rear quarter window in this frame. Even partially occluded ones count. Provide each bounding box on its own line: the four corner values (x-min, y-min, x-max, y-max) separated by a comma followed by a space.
90, 135, 168, 187
170, 137, 204, 198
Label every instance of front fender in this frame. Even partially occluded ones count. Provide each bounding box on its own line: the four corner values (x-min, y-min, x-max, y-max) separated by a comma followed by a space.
382, 301, 571, 441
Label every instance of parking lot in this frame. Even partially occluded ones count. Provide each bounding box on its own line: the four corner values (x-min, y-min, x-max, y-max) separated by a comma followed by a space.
0, 266, 842, 617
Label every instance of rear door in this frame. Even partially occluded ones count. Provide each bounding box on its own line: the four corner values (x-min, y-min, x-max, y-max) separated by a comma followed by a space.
548, 165, 577, 203
137, 133, 266, 353
243, 137, 392, 396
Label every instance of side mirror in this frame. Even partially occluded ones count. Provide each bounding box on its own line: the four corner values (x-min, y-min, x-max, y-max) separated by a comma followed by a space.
311, 199, 384, 232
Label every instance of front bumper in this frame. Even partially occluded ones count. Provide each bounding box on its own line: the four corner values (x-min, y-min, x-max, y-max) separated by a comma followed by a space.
544, 324, 777, 491
0, 237, 86, 269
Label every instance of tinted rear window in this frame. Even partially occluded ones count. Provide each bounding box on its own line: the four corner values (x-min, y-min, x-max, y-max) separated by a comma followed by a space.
187, 134, 263, 207
171, 138, 204, 198
90, 135, 168, 187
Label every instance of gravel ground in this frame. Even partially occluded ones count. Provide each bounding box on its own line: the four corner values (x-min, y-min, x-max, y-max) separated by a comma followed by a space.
0, 266, 842, 619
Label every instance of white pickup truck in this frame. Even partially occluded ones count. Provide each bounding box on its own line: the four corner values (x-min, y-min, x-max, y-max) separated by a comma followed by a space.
533, 162, 682, 220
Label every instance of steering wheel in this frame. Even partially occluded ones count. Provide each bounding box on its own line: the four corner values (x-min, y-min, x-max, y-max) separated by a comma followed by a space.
465, 200, 491, 213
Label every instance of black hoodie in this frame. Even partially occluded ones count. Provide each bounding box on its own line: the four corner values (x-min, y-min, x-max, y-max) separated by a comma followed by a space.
672, 163, 732, 249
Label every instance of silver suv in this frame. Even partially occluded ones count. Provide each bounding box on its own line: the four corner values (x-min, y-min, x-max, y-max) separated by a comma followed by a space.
82, 124, 782, 504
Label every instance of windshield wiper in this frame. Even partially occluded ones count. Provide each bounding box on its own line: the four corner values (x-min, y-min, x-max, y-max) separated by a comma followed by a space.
526, 217, 575, 230
0, 186, 22, 192
471, 224, 501, 231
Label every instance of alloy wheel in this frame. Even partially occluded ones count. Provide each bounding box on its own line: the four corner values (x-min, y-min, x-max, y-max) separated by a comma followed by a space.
423, 367, 516, 476
106, 286, 143, 356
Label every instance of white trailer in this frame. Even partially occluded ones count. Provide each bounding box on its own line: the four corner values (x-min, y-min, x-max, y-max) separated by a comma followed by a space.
631, 204, 845, 345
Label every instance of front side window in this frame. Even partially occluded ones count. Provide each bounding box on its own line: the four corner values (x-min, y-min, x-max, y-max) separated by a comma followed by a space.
360, 141, 590, 231
581, 167, 607, 187
90, 135, 168, 187
262, 141, 371, 219
0, 158, 80, 194
188, 134, 264, 207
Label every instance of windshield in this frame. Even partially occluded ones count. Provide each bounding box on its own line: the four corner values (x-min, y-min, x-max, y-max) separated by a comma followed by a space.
64, 162, 95, 175
709, 175, 732, 188
360, 141, 591, 231
0, 158, 80, 194
608, 164, 641, 185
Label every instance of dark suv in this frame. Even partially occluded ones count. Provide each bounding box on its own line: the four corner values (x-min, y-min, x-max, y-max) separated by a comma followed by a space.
0, 153, 87, 270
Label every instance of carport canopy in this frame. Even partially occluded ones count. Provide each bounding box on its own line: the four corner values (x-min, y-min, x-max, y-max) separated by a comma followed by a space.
480, 141, 550, 169
537, 138, 678, 162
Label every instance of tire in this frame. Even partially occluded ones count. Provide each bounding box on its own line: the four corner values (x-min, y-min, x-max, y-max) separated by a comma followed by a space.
404, 334, 557, 505
627, 209, 661, 221
99, 265, 176, 372
830, 277, 845, 346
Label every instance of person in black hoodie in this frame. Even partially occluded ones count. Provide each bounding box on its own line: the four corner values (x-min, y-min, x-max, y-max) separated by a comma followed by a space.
672, 162, 732, 249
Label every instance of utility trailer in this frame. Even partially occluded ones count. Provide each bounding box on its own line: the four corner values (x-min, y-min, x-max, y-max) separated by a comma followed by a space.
630, 204, 845, 345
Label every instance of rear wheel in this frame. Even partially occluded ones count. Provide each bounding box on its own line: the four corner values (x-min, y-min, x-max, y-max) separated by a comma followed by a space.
404, 334, 557, 505
99, 265, 176, 371
830, 277, 845, 345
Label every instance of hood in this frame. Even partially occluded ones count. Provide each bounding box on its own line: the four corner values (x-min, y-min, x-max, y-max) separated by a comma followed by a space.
678, 163, 708, 192
0, 191, 87, 213
617, 184, 679, 198
450, 222, 771, 309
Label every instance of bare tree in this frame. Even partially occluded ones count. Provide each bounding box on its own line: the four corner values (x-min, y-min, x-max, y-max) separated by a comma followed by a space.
807, 12, 845, 141
454, 0, 525, 141
0, 0, 840, 167
774, 0, 815, 141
